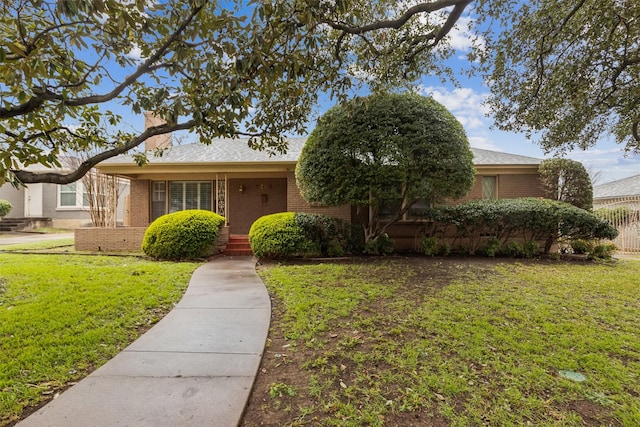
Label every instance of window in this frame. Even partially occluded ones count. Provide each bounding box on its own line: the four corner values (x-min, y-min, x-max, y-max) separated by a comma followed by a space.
58, 182, 89, 209
151, 182, 166, 221
407, 198, 431, 219
152, 181, 213, 220
482, 176, 497, 199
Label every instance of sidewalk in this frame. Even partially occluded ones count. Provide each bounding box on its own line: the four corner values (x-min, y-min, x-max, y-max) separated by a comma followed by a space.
18, 257, 270, 427
0, 233, 74, 246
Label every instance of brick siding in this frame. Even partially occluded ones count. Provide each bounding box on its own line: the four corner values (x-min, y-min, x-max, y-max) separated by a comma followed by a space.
75, 226, 229, 253
75, 227, 147, 252
457, 173, 543, 203
286, 172, 351, 221
129, 179, 150, 226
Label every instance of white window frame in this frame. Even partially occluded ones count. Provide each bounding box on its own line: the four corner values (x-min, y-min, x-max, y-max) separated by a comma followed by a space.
57, 182, 89, 210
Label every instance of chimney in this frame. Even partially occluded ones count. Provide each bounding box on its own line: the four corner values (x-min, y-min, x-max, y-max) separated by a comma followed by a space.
143, 112, 172, 151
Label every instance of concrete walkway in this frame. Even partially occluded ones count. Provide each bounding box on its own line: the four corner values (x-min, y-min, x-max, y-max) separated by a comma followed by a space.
18, 257, 270, 427
0, 232, 74, 246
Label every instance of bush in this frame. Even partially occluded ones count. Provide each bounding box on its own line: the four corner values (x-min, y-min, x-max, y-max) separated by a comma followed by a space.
142, 210, 225, 260
364, 234, 394, 255
249, 212, 362, 258
587, 243, 617, 260
523, 240, 540, 258
421, 198, 618, 254
570, 239, 593, 255
483, 237, 501, 257
294, 213, 363, 256
0, 200, 12, 218
421, 236, 438, 256
420, 236, 450, 257
498, 241, 524, 258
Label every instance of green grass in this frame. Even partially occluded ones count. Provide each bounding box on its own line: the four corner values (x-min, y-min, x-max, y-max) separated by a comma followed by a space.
0, 253, 200, 425
250, 258, 640, 426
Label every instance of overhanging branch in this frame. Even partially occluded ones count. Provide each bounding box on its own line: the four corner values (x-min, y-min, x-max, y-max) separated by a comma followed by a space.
12, 120, 196, 184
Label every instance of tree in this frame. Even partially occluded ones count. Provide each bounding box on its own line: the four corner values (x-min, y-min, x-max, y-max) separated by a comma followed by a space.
64, 156, 126, 227
476, 0, 640, 154
1, 0, 475, 185
295, 92, 475, 243
538, 158, 593, 211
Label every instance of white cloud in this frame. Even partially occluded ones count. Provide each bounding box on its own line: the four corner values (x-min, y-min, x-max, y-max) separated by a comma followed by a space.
468, 136, 500, 151
417, 85, 490, 130
126, 44, 144, 63
446, 16, 484, 53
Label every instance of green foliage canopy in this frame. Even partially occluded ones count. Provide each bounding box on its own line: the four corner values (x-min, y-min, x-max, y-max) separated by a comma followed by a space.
296, 92, 475, 242
538, 158, 593, 210
476, 0, 640, 153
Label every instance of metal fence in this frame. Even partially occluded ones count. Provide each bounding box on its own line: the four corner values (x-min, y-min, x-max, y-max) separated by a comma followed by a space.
594, 197, 640, 253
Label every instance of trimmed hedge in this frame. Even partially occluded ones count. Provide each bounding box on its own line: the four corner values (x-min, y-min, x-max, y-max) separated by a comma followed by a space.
0, 200, 12, 218
419, 198, 618, 254
142, 210, 225, 260
249, 212, 362, 258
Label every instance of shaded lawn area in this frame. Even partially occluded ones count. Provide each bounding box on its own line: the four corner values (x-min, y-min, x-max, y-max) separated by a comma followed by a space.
243, 257, 640, 426
0, 253, 200, 426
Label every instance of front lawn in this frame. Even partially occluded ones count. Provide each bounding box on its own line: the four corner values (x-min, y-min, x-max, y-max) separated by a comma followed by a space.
242, 257, 640, 426
0, 253, 199, 425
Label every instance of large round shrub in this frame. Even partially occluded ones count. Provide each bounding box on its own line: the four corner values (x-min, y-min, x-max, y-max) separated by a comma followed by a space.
249, 212, 362, 258
142, 210, 225, 260
0, 200, 12, 217
248, 212, 314, 258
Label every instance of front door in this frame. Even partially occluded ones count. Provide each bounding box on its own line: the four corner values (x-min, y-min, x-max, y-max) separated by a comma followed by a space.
24, 184, 43, 217
227, 178, 288, 234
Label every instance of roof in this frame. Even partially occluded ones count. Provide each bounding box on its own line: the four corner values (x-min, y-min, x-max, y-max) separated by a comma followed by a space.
102, 137, 307, 165
101, 138, 542, 166
470, 147, 541, 166
593, 174, 640, 199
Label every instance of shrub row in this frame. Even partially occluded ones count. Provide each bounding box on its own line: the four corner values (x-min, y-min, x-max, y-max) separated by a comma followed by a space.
142, 210, 226, 260
418, 198, 618, 254
249, 212, 362, 258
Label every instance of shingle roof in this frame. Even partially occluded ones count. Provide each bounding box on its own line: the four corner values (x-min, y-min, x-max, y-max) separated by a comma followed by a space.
470, 147, 541, 165
593, 174, 640, 199
101, 138, 541, 166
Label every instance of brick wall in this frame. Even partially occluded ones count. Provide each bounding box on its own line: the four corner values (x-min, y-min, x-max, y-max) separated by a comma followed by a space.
498, 174, 544, 198
75, 226, 229, 253
457, 173, 543, 203
75, 227, 147, 252
286, 172, 351, 221
129, 179, 150, 226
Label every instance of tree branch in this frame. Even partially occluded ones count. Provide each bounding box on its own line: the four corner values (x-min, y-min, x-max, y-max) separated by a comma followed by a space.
323, 0, 470, 34
0, 3, 205, 119
12, 120, 196, 184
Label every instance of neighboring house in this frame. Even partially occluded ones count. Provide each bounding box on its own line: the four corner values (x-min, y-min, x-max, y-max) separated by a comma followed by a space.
97, 126, 545, 250
593, 174, 640, 209
592, 175, 640, 252
0, 163, 130, 230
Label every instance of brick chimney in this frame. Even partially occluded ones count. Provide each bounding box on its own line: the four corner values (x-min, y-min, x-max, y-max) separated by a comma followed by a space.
143, 112, 172, 151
